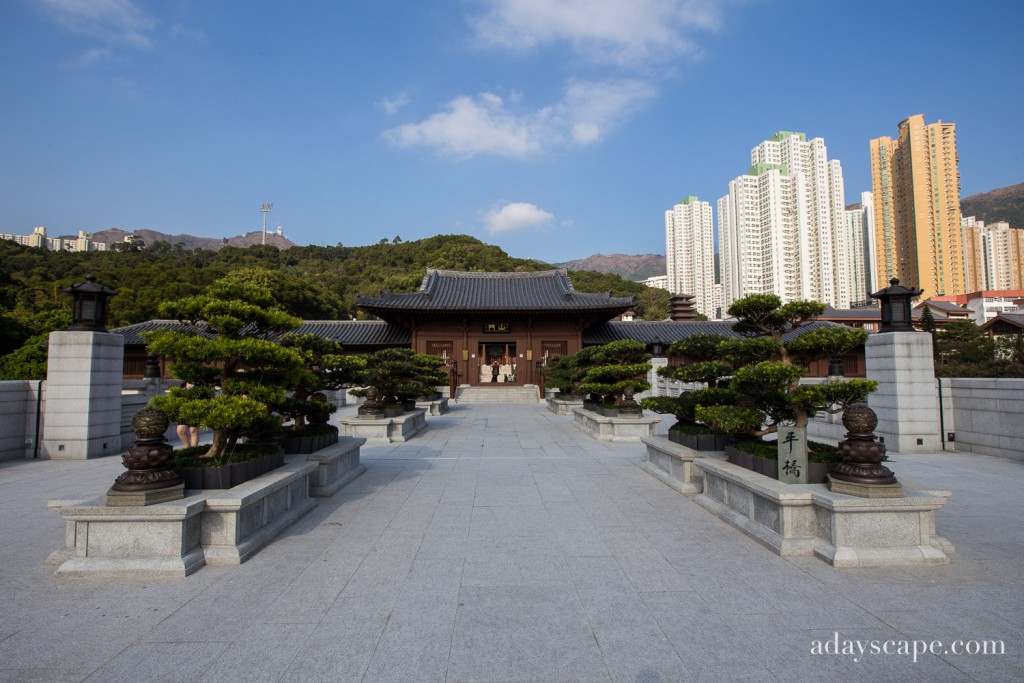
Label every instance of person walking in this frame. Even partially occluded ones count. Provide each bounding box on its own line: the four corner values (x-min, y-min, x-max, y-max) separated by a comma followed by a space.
175, 382, 201, 447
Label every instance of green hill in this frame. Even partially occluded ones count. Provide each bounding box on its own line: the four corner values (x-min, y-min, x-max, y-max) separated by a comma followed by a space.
961, 182, 1024, 227
0, 235, 670, 361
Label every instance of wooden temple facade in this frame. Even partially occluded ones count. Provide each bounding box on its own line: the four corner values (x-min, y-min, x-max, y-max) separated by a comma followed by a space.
355, 269, 634, 387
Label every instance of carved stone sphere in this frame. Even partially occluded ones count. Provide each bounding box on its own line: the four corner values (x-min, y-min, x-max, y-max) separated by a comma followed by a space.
132, 406, 170, 439
842, 402, 878, 434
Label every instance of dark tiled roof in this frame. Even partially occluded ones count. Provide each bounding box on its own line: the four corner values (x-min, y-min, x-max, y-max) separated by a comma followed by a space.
979, 313, 1024, 332
357, 269, 634, 316
584, 320, 844, 345
294, 320, 410, 346
113, 319, 408, 348
111, 320, 214, 346
921, 301, 971, 314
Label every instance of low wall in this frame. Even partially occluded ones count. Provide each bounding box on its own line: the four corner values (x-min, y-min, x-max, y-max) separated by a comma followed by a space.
571, 407, 661, 443
945, 378, 1024, 460
546, 397, 583, 416
341, 409, 427, 444
47, 458, 319, 578
694, 458, 953, 567
639, 436, 707, 494
0, 380, 42, 461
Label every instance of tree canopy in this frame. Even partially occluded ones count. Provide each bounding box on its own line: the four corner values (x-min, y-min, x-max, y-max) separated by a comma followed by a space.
0, 235, 669, 370
690, 294, 876, 438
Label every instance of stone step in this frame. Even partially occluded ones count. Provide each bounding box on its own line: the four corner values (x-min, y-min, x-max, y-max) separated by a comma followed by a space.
454, 386, 541, 403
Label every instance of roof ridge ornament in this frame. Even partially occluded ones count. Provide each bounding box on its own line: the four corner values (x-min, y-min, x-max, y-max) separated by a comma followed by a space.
420, 269, 438, 298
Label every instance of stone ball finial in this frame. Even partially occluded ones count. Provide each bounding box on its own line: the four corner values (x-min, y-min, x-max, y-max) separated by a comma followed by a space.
842, 402, 878, 435
131, 406, 170, 440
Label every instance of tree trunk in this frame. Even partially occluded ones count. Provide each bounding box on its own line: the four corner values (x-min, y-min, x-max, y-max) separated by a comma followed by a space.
202, 430, 228, 459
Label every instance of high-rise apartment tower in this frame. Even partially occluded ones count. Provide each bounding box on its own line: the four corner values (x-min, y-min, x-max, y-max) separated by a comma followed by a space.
665, 196, 716, 317
718, 132, 856, 311
869, 114, 964, 296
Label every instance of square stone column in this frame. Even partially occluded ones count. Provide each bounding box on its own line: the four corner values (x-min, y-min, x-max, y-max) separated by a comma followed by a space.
41, 331, 124, 460
865, 332, 939, 453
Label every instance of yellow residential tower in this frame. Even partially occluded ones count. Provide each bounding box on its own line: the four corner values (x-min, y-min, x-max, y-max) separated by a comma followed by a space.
869, 114, 965, 296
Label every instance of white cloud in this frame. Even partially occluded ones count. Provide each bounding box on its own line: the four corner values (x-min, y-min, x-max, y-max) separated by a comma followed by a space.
560, 80, 656, 144
39, 0, 156, 56
378, 91, 411, 115
382, 79, 655, 159
482, 202, 555, 234
383, 92, 545, 159
471, 0, 726, 67
74, 46, 112, 67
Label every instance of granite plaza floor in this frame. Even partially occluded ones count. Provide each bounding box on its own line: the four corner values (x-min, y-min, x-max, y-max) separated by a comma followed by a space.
1, 401, 1022, 682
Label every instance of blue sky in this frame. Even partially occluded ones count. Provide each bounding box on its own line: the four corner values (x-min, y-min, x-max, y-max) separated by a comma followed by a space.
2, 0, 1021, 265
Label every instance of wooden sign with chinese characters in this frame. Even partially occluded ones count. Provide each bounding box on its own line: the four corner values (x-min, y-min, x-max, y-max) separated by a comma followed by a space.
777, 426, 808, 484
482, 322, 511, 334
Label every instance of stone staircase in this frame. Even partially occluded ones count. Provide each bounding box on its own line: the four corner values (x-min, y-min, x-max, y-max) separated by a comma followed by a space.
454, 385, 541, 403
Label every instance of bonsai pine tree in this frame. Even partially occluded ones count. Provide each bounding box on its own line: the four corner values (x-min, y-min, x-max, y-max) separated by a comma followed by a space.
277, 334, 359, 430
578, 339, 652, 411
541, 353, 577, 396
542, 349, 599, 398
641, 333, 736, 431
351, 348, 447, 407
407, 352, 448, 400
144, 277, 305, 459
696, 294, 876, 438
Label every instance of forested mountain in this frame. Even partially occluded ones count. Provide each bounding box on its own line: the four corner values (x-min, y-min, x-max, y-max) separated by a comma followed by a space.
961, 182, 1024, 227
557, 253, 666, 281
0, 235, 671, 366
90, 227, 297, 251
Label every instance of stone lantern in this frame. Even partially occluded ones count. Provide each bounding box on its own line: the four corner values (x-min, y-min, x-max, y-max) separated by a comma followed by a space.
871, 278, 922, 333
65, 274, 118, 332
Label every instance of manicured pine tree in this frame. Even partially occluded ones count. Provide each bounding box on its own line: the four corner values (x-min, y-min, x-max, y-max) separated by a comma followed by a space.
577, 339, 652, 410
696, 294, 877, 438
641, 333, 736, 430
145, 277, 304, 459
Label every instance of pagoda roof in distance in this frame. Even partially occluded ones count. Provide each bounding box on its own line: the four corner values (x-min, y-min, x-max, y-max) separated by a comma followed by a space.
356, 269, 635, 316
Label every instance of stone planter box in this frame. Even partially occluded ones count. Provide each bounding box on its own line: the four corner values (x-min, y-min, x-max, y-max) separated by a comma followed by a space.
692, 458, 954, 567
179, 451, 286, 491
46, 458, 319, 578
282, 431, 339, 455
305, 436, 367, 497
571, 407, 661, 443
724, 444, 835, 484
341, 409, 427, 444
669, 429, 728, 451
639, 436, 706, 494
546, 396, 583, 416
416, 397, 450, 416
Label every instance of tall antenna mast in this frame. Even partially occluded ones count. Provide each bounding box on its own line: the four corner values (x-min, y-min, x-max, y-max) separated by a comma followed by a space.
260, 202, 273, 245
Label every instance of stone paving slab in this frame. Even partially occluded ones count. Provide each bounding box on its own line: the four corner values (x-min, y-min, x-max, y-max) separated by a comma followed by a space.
1, 402, 1022, 682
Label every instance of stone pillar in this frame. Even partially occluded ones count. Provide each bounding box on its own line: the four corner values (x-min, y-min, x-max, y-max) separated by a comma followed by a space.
41, 331, 124, 460
648, 357, 669, 397
865, 332, 940, 453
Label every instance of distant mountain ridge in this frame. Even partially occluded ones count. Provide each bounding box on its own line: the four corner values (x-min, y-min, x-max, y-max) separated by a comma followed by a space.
89, 227, 297, 250
961, 182, 1024, 227
558, 253, 665, 281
